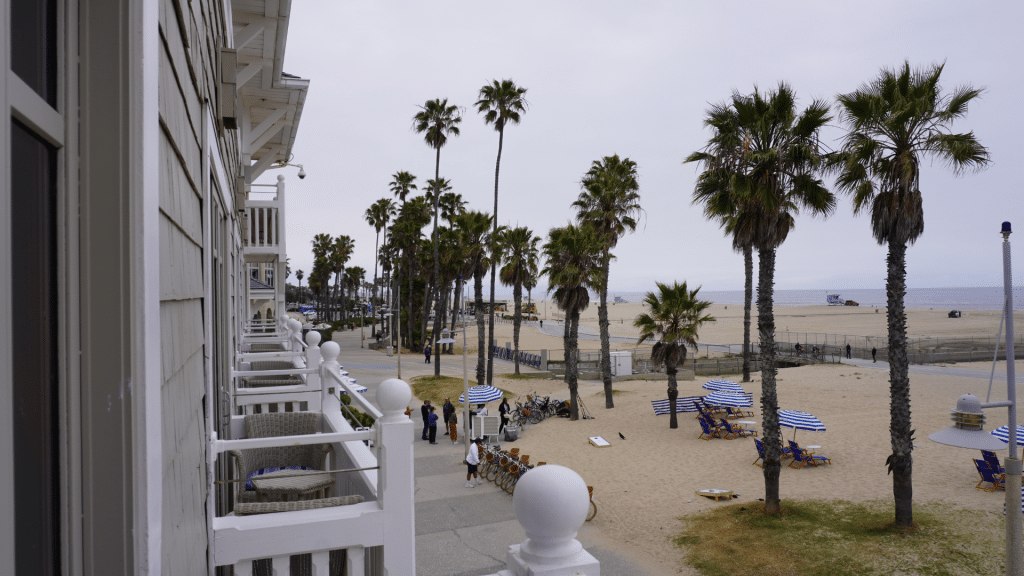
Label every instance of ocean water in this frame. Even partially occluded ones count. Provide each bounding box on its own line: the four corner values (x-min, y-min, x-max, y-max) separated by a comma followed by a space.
608, 286, 1024, 311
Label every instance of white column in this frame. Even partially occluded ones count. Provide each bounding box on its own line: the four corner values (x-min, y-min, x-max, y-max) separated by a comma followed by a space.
319, 340, 341, 415
345, 546, 365, 576
375, 378, 415, 575
305, 331, 322, 412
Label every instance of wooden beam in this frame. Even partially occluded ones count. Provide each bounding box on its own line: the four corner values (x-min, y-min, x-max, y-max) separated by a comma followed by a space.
245, 107, 287, 149
233, 22, 265, 52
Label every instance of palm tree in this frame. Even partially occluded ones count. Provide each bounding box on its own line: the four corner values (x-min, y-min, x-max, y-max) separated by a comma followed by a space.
366, 198, 396, 337
499, 226, 540, 375
542, 223, 602, 421
476, 79, 529, 385
296, 269, 305, 304
421, 177, 454, 354
311, 233, 334, 319
573, 154, 642, 408
730, 83, 834, 514
827, 62, 989, 527
634, 282, 715, 429
389, 171, 418, 347
686, 102, 757, 384
331, 235, 354, 322
455, 210, 494, 385
414, 98, 462, 375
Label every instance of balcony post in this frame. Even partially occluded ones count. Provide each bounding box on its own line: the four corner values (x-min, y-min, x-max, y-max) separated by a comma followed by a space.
319, 340, 341, 415
375, 378, 415, 575
305, 331, 322, 412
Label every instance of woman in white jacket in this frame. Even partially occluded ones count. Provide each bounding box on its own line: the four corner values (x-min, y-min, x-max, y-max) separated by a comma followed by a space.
465, 438, 483, 487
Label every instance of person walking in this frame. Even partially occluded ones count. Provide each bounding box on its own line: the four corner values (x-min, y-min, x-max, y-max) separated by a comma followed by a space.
424, 344, 431, 364
845, 343, 851, 359
465, 437, 483, 487
448, 411, 458, 443
442, 398, 454, 436
427, 406, 439, 444
871, 347, 877, 362
421, 400, 431, 440
498, 398, 510, 434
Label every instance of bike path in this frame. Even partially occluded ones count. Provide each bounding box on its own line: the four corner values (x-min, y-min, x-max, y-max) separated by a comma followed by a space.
326, 329, 666, 576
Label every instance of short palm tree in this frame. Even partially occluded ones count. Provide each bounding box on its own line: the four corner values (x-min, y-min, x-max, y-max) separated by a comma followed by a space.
499, 226, 540, 375
455, 210, 493, 385
476, 79, 529, 385
634, 282, 715, 429
573, 154, 642, 409
414, 98, 462, 373
686, 102, 756, 384
542, 223, 602, 421
827, 62, 989, 528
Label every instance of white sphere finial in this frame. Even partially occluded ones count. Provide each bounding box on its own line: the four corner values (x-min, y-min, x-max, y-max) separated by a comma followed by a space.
377, 378, 412, 423
306, 330, 322, 347
320, 340, 339, 363
512, 465, 590, 564
288, 318, 302, 334
277, 174, 285, 182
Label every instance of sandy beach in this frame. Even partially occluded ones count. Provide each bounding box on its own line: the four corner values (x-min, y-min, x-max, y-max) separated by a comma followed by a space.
404, 303, 1023, 575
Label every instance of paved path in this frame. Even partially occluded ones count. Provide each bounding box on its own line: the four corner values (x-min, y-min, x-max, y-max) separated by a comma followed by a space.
837, 355, 1009, 382
326, 328, 659, 576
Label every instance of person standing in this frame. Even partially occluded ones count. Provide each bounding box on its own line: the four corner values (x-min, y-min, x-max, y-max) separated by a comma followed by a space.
424, 344, 431, 364
442, 398, 454, 436
421, 399, 431, 440
845, 343, 851, 359
465, 438, 483, 487
448, 411, 458, 443
427, 406, 439, 444
498, 398, 510, 433
871, 347, 877, 362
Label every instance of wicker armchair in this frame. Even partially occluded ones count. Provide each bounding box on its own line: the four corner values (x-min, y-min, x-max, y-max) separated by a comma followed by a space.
240, 359, 303, 388
249, 342, 284, 352
229, 412, 333, 503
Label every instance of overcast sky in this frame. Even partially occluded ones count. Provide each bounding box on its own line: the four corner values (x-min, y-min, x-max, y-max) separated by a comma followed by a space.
264, 1, 1023, 295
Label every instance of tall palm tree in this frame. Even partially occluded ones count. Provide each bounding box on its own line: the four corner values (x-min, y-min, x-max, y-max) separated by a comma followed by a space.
499, 226, 540, 375
573, 154, 642, 408
366, 198, 396, 337
686, 102, 757, 384
421, 177, 454, 355
827, 62, 989, 527
311, 233, 334, 319
455, 210, 494, 385
296, 269, 304, 304
542, 223, 602, 421
476, 79, 529, 385
331, 235, 354, 321
414, 98, 462, 373
634, 282, 715, 429
733, 83, 834, 514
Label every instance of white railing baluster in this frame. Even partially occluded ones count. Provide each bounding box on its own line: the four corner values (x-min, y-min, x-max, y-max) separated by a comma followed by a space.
346, 546, 365, 576
310, 551, 331, 576
234, 560, 253, 576
270, 555, 288, 575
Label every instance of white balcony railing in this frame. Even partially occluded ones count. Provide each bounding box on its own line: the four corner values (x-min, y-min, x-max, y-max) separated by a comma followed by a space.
242, 179, 286, 260
209, 330, 415, 576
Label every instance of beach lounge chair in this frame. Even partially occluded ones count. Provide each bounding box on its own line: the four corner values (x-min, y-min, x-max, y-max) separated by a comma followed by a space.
722, 421, 756, 439
975, 459, 1005, 492
982, 450, 1006, 474
725, 406, 754, 419
787, 442, 831, 469
698, 418, 721, 441
753, 439, 765, 468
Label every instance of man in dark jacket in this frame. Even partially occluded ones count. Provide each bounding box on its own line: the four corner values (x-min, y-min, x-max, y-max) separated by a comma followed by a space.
421, 400, 431, 440
442, 398, 454, 435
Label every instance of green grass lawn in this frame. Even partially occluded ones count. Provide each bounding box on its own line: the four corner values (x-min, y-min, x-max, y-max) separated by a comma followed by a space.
409, 375, 511, 406
676, 499, 1003, 576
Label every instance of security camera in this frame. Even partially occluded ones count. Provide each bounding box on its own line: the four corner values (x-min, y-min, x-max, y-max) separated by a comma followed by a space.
298, 167, 307, 179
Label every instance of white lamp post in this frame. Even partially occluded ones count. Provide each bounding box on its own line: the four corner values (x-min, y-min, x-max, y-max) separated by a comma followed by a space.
929, 221, 1020, 576
438, 275, 472, 457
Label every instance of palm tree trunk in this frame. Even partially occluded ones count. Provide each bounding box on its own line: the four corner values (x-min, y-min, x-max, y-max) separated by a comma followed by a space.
598, 251, 613, 408
742, 243, 753, 383
450, 278, 463, 354
372, 230, 379, 339
431, 146, 445, 375
421, 277, 431, 353
475, 268, 487, 385
757, 247, 782, 514
407, 253, 414, 350
567, 306, 580, 421
886, 239, 914, 527
486, 125, 505, 386
512, 282, 522, 375
667, 364, 678, 429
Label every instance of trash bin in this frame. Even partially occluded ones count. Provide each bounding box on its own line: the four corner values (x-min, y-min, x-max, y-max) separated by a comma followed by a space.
504, 425, 520, 442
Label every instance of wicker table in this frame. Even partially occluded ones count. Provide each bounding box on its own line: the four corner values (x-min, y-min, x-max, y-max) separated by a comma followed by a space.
250, 469, 335, 502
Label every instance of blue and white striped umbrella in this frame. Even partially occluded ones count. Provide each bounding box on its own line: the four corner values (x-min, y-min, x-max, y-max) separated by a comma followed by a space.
778, 410, 825, 440
459, 385, 504, 404
704, 391, 753, 408
703, 379, 745, 394
991, 425, 1024, 447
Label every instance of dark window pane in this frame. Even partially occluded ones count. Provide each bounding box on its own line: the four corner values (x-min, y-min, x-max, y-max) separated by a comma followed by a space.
11, 0, 58, 106
12, 119, 59, 576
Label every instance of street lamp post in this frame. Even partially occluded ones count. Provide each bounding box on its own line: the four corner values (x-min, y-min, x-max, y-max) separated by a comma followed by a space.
929, 222, 1021, 576
439, 275, 472, 457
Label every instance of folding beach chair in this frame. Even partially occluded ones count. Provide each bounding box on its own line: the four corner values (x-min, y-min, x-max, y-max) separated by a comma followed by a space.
982, 450, 1006, 475
975, 459, 1005, 492
787, 441, 831, 469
